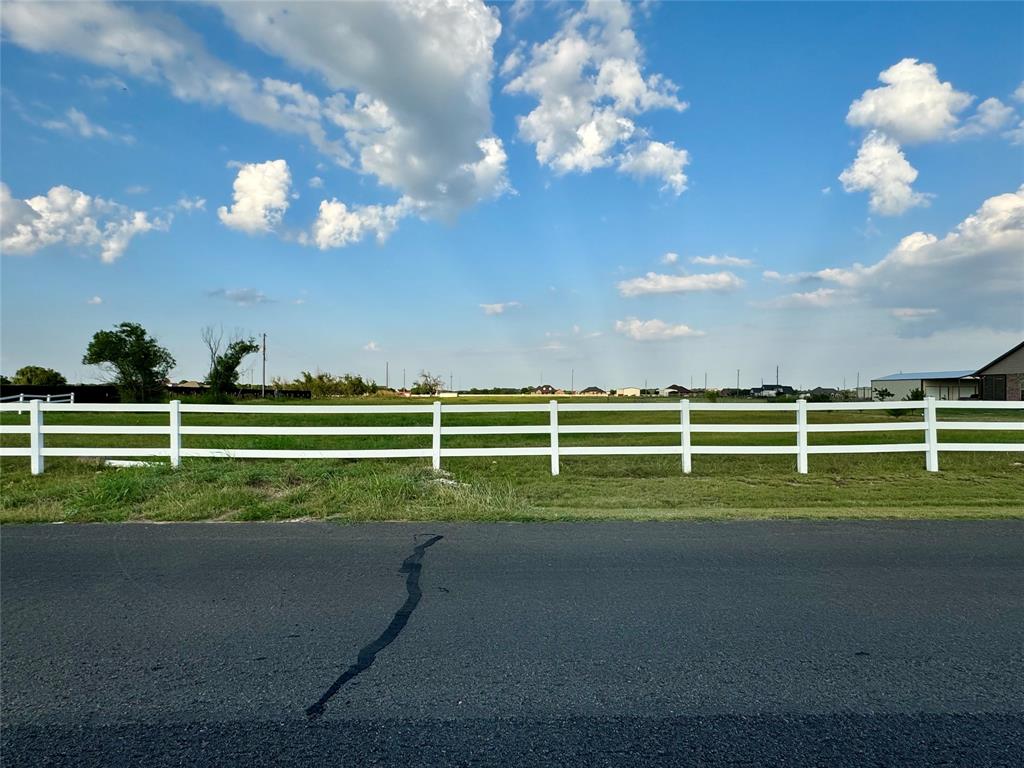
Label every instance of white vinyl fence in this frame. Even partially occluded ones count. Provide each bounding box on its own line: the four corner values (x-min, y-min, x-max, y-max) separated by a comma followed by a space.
1, 398, 1021, 476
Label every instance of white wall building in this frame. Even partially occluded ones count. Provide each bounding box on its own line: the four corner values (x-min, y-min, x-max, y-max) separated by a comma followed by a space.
870, 370, 977, 401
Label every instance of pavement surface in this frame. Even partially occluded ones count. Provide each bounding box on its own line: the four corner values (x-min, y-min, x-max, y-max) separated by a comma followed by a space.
2, 520, 1023, 766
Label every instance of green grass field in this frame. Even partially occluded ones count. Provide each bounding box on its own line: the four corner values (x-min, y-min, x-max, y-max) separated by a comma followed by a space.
2, 396, 1022, 523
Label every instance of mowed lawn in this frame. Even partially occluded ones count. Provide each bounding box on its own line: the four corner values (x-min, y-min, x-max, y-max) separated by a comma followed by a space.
2, 397, 1022, 523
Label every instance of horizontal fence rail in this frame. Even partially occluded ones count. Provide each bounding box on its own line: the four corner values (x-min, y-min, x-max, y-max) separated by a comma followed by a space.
0, 398, 1021, 476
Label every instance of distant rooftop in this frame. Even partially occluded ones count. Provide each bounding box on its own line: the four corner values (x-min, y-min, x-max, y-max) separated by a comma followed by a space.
874, 370, 975, 382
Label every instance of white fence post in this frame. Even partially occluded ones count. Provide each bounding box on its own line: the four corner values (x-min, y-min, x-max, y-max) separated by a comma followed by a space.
925, 396, 939, 472
431, 401, 442, 470
680, 398, 692, 474
549, 399, 560, 476
796, 399, 808, 474
169, 400, 181, 468
29, 398, 44, 475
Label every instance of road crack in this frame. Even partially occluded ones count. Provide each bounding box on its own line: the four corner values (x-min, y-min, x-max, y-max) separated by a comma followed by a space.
305, 534, 444, 721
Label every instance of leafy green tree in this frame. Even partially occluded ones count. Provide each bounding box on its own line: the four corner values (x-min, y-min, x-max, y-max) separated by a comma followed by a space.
12, 366, 67, 387
83, 322, 175, 402
205, 337, 260, 395
286, 371, 378, 398
0, 375, 10, 386
873, 387, 894, 402
904, 388, 925, 401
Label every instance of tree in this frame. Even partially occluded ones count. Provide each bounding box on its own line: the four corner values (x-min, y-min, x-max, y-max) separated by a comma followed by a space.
202, 326, 260, 395
282, 371, 378, 398
873, 387, 894, 402
904, 388, 925, 401
12, 366, 67, 387
410, 370, 444, 395
83, 322, 175, 402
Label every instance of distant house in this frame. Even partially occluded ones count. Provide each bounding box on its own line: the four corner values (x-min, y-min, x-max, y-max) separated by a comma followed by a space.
973, 340, 1024, 401
618, 386, 641, 397
750, 384, 796, 398
803, 386, 840, 401
533, 384, 557, 395
579, 386, 606, 396
660, 384, 692, 397
174, 380, 206, 389
870, 371, 977, 401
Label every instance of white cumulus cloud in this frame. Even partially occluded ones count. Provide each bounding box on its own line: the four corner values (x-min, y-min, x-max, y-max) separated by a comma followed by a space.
217, 160, 291, 234
950, 97, 1015, 140
614, 317, 705, 341
307, 197, 412, 250
1, 181, 168, 263
221, 0, 511, 220
846, 58, 973, 144
617, 140, 689, 195
661, 252, 679, 264
617, 271, 744, 297
839, 131, 930, 216
505, 0, 688, 191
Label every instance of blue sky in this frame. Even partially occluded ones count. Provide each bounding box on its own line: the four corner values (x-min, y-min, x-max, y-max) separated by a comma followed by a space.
1, 1, 1022, 390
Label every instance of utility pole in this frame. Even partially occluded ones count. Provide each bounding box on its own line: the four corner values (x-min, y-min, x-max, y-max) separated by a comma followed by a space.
385, 361, 389, 389
737, 369, 740, 390
261, 332, 266, 398
704, 372, 708, 390
449, 371, 453, 392
403, 368, 406, 390
571, 368, 574, 394
776, 365, 779, 386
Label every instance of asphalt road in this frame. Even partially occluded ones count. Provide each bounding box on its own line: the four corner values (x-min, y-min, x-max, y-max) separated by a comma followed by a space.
3, 521, 1023, 766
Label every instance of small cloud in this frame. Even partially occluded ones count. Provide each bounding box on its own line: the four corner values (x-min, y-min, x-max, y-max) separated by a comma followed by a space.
690, 255, 753, 267
175, 196, 206, 212
308, 176, 324, 189
759, 288, 848, 309
617, 271, 744, 297
207, 288, 272, 306
363, 341, 380, 352
480, 301, 522, 315
890, 307, 938, 321
661, 251, 679, 264
761, 269, 807, 284
125, 185, 148, 195
293, 298, 306, 305
542, 340, 565, 351
42, 107, 133, 143
821, 186, 832, 195
614, 317, 705, 341
86, 296, 103, 305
